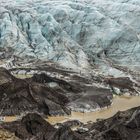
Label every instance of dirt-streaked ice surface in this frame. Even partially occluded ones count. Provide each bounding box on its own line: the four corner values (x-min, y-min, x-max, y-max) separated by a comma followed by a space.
0, 0, 140, 73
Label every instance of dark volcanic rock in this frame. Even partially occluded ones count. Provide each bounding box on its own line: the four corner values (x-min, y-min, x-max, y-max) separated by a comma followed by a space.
0, 129, 21, 140
0, 67, 113, 116
31, 73, 82, 92
82, 106, 140, 140
0, 67, 15, 85
104, 77, 136, 93
55, 120, 83, 128
0, 68, 70, 116
1, 113, 83, 140
1, 113, 55, 140
49, 126, 83, 140
30, 73, 113, 113
67, 86, 113, 112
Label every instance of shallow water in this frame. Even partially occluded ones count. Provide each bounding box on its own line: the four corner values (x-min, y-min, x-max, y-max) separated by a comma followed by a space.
2, 95, 140, 124
47, 95, 140, 124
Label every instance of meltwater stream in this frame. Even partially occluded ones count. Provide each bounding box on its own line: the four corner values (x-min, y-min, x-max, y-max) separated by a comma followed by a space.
47, 95, 140, 124
2, 95, 140, 124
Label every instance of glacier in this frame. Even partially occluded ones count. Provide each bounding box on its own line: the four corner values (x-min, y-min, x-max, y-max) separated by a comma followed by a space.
0, 0, 140, 74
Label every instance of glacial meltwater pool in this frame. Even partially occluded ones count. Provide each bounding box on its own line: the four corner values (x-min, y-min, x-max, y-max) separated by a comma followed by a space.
47, 95, 140, 124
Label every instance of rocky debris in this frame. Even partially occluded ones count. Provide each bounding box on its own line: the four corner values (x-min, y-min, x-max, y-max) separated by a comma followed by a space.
31, 73, 82, 92
0, 129, 21, 140
32, 73, 113, 113
76, 127, 89, 133
1, 113, 55, 140
67, 86, 113, 112
55, 120, 83, 128
104, 77, 140, 95
0, 68, 70, 116
0, 67, 113, 116
0, 113, 83, 140
0, 67, 15, 85
49, 125, 83, 140
80, 106, 140, 140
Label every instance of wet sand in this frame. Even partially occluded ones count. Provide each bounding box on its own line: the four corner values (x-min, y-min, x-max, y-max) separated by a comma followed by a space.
4, 116, 17, 122
47, 95, 140, 124
13, 74, 33, 79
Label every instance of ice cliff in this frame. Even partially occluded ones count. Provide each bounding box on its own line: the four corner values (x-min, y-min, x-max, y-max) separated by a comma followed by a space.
0, 0, 140, 73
